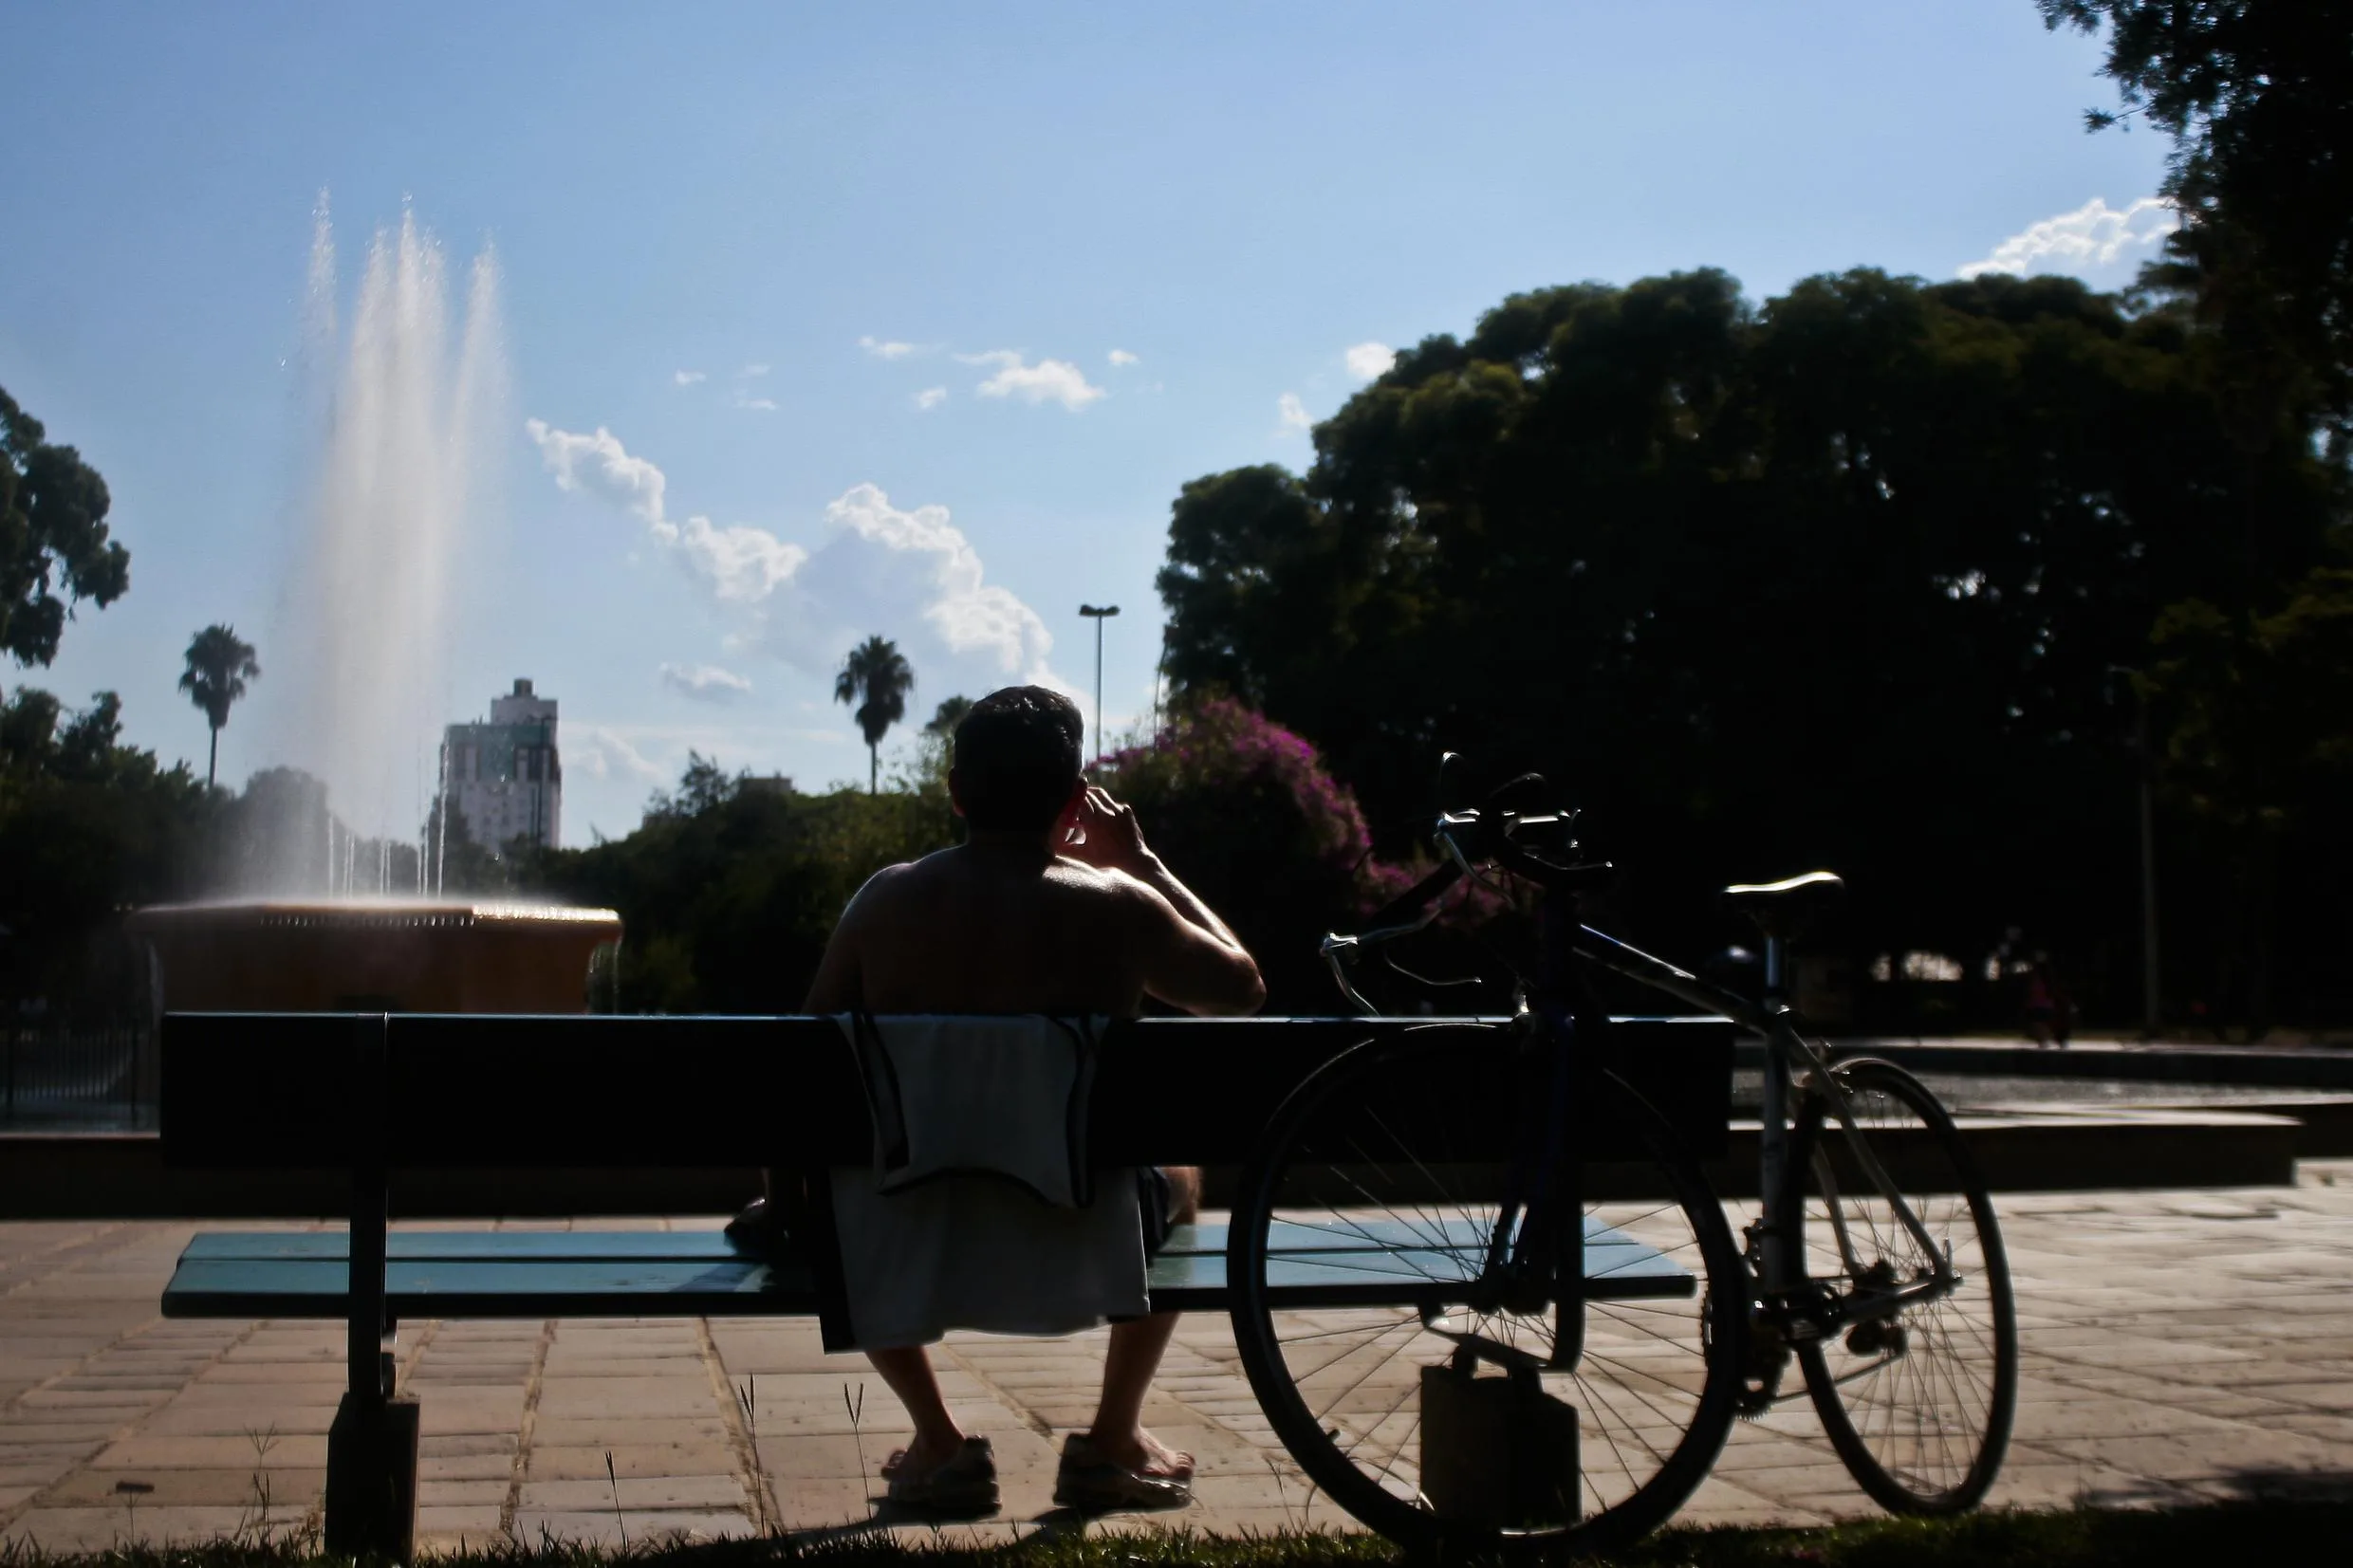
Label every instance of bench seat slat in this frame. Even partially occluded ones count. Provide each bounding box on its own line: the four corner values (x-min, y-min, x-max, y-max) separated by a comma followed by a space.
177, 1231, 746, 1263
175, 1216, 1616, 1264
164, 1224, 1694, 1319
164, 1256, 822, 1319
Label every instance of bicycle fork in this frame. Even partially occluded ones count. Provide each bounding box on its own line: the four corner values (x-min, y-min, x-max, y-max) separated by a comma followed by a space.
1751, 936, 1799, 1294
1755, 934, 1955, 1321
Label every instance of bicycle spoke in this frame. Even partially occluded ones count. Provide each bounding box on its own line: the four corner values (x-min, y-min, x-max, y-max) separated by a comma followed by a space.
1233, 1028, 1741, 1550
1787, 1060, 2015, 1513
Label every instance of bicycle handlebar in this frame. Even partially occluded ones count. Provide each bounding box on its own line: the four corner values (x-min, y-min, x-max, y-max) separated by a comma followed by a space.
1320, 771, 1613, 1010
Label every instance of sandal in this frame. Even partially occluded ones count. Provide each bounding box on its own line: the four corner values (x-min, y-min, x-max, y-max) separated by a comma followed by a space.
1052, 1433, 1194, 1513
886, 1435, 998, 1517
722, 1195, 787, 1254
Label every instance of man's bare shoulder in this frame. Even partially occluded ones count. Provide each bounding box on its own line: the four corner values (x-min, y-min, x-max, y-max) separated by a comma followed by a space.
839, 856, 933, 919
1045, 858, 1191, 935
1045, 855, 1160, 901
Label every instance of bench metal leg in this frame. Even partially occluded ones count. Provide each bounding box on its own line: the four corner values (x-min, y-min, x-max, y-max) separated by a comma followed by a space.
324, 1014, 417, 1559
326, 1393, 418, 1559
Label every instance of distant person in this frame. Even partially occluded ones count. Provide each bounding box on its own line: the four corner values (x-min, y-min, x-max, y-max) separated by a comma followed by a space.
2024, 955, 2058, 1048
802, 686, 1265, 1514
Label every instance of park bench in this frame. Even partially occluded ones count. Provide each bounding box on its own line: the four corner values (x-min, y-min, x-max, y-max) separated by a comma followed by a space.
157, 1011, 1732, 1555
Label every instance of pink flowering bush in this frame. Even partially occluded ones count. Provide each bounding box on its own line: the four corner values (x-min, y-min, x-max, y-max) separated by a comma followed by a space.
1102, 699, 1495, 1012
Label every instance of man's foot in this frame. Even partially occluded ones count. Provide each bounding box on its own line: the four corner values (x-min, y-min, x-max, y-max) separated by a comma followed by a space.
884, 1434, 997, 1517
1053, 1430, 1194, 1513
722, 1195, 786, 1253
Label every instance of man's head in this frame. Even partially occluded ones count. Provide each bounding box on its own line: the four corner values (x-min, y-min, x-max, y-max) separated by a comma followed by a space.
951, 686, 1084, 832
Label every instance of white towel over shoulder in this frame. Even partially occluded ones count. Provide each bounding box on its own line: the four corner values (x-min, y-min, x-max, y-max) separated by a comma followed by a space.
829, 1014, 1149, 1349
844, 1012, 1102, 1206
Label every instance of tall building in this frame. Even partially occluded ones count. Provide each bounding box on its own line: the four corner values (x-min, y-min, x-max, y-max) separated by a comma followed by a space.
441, 679, 562, 851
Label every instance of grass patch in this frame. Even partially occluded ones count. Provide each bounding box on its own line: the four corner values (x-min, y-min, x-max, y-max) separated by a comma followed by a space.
4, 1502, 2351, 1568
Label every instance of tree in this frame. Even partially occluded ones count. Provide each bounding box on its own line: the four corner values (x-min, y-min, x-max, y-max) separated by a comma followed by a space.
0, 686, 209, 1019
1158, 267, 2344, 1026
177, 624, 260, 790
925, 694, 973, 738
522, 758, 955, 1012
2, 385, 131, 669
833, 636, 914, 794
2040, 2, 2353, 445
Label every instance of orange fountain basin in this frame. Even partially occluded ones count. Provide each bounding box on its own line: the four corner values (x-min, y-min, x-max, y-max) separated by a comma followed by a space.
126, 899, 622, 1014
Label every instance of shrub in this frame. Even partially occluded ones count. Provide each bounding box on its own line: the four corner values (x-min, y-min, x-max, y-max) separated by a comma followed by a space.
1102, 699, 1475, 1013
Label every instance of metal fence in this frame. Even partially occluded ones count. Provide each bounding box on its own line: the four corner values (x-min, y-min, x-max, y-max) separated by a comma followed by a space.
0, 1026, 157, 1131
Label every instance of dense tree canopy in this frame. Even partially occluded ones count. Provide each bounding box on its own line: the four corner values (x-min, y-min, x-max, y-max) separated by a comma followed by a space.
0, 687, 208, 1016
527, 759, 956, 1012
1, 386, 130, 670
1159, 267, 2347, 1025
2042, 1, 2353, 441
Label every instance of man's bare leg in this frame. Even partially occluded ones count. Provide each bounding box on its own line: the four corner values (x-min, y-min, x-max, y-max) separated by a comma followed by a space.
867, 1346, 965, 1476
1083, 1167, 1199, 1478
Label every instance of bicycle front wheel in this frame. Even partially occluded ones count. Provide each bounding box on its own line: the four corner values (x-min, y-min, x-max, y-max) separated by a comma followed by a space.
1228, 1025, 1743, 1557
1782, 1057, 2017, 1513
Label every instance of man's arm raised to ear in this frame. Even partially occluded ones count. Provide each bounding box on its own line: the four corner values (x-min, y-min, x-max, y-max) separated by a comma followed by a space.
1128, 873, 1266, 1016
1063, 785, 1265, 1016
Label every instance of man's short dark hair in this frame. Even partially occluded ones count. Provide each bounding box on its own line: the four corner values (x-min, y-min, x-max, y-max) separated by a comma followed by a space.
952, 686, 1084, 831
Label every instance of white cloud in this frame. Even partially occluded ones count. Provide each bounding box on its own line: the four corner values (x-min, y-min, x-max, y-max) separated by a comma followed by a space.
659, 662, 754, 702
1958, 196, 2179, 281
860, 336, 920, 360
1277, 392, 1312, 434
739, 362, 771, 378
959, 349, 1106, 411
572, 725, 667, 784
735, 395, 779, 413
1108, 349, 1139, 367
1344, 341, 1397, 381
526, 418, 806, 602
525, 420, 1072, 707
674, 369, 706, 386
526, 418, 667, 523
658, 516, 806, 602
915, 387, 948, 411
767, 484, 1058, 683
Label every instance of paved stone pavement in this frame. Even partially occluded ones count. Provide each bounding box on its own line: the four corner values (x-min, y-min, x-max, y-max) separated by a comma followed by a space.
6, 1167, 2353, 1555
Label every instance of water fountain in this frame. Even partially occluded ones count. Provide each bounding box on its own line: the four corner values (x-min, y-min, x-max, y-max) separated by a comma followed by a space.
127, 898, 619, 1014
129, 199, 620, 1018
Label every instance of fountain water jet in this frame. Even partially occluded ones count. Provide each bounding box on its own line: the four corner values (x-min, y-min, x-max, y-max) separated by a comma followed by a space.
130, 200, 619, 1016
283, 199, 503, 855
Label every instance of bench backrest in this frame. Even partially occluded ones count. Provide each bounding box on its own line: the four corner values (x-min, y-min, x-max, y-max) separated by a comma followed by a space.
160, 1013, 1732, 1169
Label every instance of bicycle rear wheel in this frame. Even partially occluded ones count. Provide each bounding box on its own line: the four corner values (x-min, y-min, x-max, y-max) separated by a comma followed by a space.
1782, 1057, 2016, 1513
1228, 1025, 1742, 1557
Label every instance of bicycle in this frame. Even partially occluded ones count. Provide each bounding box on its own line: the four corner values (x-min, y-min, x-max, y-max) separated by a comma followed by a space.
1225, 766, 2017, 1556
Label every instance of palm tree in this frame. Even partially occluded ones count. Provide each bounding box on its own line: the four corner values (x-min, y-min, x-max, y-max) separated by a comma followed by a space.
924, 694, 973, 738
178, 624, 260, 790
834, 635, 914, 794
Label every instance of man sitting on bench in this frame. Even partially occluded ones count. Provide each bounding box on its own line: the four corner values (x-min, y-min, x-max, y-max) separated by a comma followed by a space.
804, 685, 1266, 1514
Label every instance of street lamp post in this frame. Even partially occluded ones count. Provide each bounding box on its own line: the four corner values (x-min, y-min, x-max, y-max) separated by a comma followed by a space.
2108, 665, 2162, 1038
1078, 604, 1120, 767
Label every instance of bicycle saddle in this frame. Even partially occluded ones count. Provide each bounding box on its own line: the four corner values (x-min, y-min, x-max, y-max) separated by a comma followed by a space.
1720, 870, 1843, 939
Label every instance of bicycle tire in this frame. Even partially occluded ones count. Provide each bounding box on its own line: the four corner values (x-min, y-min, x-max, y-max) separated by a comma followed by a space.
1228, 1024, 1743, 1556
1780, 1056, 2017, 1513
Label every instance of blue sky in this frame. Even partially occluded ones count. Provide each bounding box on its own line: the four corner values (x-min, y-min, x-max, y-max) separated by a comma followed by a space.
2, 2, 2170, 844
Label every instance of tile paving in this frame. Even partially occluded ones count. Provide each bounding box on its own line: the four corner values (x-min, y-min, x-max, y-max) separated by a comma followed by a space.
4, 1166, 2352, 1554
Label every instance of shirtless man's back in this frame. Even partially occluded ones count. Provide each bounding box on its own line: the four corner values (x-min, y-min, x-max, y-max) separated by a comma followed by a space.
809, 802, 1265, 1021
801, 686, 1262, 1516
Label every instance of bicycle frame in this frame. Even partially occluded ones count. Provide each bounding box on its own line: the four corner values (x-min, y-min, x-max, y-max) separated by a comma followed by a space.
1565, 923, 1952, 1304
1321, 817, 1955, 1347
